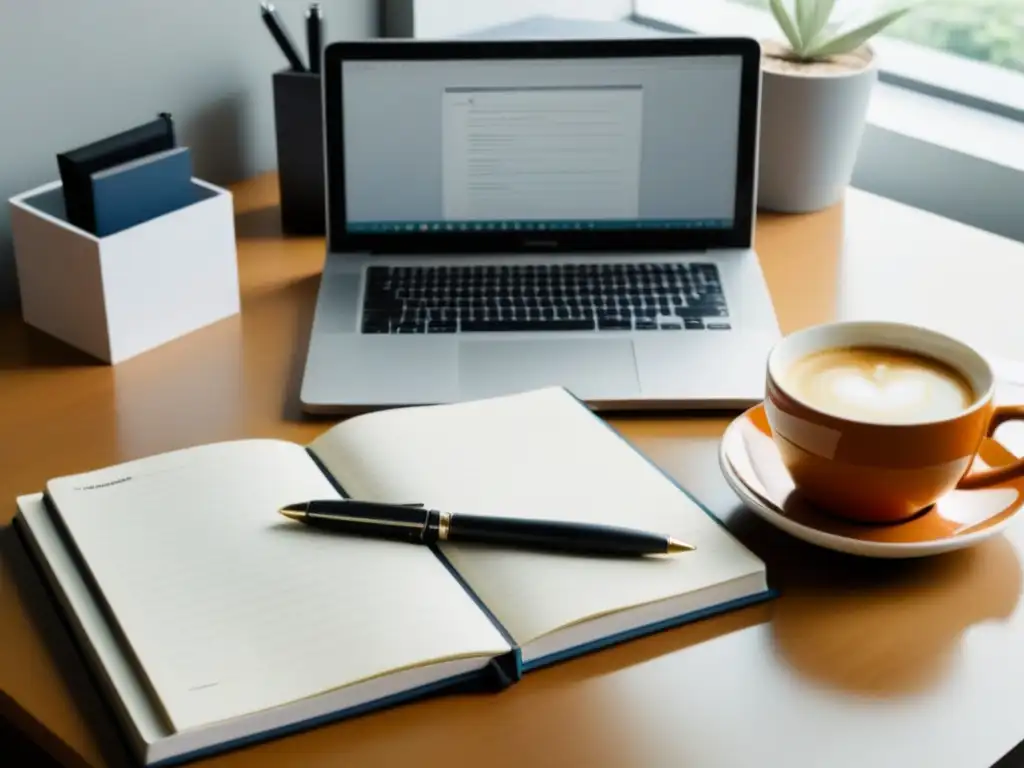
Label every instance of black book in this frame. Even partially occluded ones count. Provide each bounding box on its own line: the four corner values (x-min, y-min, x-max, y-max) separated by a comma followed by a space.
56, 114, 176, 235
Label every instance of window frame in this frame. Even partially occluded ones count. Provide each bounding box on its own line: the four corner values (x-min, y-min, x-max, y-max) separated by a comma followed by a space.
633, 0, 1024, 123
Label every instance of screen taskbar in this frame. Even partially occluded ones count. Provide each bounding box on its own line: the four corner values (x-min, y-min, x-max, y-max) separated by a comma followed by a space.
346, 218, 733, 234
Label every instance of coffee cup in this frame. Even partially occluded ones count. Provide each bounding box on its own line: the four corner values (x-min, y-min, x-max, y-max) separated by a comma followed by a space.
764, 321, 1024, 523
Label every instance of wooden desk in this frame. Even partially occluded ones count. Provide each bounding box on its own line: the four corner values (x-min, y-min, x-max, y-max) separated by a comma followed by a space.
3, 174, 1024, 768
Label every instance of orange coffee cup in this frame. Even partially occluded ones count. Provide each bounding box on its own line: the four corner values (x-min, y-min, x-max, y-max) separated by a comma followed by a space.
764, 321, 1024, 523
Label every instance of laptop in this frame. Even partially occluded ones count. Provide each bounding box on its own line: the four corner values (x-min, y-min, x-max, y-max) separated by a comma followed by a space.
300, 36, 781, 414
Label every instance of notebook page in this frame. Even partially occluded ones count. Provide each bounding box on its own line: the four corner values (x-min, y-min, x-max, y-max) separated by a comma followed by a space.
46, 439, 511, 733
309, 388, 765, 646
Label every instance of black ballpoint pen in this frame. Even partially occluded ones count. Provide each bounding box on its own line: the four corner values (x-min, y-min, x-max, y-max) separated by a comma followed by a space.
277, 500, 695, 557
261, 2, 307, 72
306, 3, 323, 75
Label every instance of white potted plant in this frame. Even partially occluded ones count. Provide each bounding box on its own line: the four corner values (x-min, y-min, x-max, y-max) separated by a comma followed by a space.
758, 0, 915, 213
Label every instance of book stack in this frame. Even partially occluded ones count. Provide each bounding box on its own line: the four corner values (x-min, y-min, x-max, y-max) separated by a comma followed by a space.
57, 114, 197, 237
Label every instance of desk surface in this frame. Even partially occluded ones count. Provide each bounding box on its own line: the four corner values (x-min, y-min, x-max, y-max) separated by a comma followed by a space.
3, 174, 1024, 768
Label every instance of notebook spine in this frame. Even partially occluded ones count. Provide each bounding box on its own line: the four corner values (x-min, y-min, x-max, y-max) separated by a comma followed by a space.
11, 513, 149, 764
40, 492, 177, 733
430, 547, 523, 689
305, 448, 351, 498
304, 447, 523, 688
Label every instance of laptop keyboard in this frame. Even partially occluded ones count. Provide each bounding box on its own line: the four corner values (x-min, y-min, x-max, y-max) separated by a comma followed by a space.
360, 262, 730, 334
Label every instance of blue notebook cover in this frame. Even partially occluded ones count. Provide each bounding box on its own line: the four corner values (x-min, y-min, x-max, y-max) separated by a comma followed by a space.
90, 147, 196, 237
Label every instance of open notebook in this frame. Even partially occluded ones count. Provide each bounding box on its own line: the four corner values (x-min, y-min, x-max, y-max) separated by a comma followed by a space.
14, 387, 769, 766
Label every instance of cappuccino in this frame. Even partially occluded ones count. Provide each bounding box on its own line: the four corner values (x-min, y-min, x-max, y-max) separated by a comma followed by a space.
781, 346, 975, 424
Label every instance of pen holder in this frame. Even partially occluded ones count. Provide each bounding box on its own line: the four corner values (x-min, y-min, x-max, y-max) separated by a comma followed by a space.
8, 178, 240, 364
273, 70, 325, 236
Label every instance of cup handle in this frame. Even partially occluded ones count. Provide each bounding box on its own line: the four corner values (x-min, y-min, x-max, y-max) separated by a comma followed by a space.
956, 406, 1024, 490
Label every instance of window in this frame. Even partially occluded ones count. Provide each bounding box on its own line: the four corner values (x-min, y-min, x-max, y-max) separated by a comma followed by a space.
885, 0, 1023, 73
635, 0, 1024, 120
727, 0, 1023, 73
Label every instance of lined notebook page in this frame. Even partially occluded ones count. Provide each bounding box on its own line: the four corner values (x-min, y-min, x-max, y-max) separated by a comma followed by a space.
309, 388, 765, 647
46, 440, 510, 733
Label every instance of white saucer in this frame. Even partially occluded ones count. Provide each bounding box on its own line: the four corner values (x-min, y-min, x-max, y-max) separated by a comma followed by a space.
719, 404, 1024, 559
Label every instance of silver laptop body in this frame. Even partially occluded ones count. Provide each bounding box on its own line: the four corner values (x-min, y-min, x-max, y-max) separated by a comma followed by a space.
300, 36, 780, 414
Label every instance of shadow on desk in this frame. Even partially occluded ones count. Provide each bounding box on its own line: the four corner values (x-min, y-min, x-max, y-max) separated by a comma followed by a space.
1, 527, 135, 768
234, 205, 284, 240
0, 319, 103, 371
639, 431, 1024, 704
727, 511, 1024, 699
235, 271, 321, 424
0, 714, 63, 768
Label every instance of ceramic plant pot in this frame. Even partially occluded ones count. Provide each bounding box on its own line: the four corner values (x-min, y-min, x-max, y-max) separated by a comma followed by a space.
757, 40, 878, 213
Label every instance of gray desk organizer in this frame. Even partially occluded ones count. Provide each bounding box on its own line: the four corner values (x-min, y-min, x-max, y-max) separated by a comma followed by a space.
272, 70, 325, 235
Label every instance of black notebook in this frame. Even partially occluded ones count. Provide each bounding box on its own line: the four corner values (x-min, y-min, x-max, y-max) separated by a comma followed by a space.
14, 387, 770, 766
56, 114, 176, 234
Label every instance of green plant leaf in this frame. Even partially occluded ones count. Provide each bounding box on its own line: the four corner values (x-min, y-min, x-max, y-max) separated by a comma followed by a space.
797, 0, 836, 50
770, 0, 804, 55
796, 0, 812, 36
804, 6, 914, 58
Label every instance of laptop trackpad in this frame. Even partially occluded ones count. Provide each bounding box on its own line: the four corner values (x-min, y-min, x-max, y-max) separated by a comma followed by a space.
458, 339, 640, 401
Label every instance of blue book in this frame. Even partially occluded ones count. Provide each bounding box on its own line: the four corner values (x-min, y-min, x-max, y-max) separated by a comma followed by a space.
56, 113, 176, 235
90, 147, 196, 237
13, 387, 771, 767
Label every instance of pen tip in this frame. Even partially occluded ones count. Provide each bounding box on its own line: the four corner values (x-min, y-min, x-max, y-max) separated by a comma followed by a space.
666, 538, 696, 554
278, 507, 305, 521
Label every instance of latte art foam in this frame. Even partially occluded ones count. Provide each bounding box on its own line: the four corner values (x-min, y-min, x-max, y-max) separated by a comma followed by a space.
782, 346, 975, 424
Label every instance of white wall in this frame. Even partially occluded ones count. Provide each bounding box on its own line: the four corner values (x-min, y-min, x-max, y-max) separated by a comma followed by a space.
0, 0, 378, 310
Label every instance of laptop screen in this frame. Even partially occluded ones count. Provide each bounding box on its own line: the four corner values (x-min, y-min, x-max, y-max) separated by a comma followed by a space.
339, 54, 744, 236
